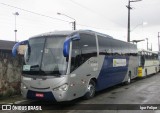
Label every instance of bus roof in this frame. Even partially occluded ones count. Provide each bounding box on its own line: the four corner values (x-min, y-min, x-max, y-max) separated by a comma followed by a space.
138, 49, 158, 54
30, 30, 113, 39
29, 30, 135, 46
30, 30, 74, 38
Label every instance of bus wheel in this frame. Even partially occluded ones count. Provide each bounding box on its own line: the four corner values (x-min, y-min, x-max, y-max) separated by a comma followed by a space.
84, 80, 96, 99
155, 67, 157, 73
145, 70, 147, 77
125, 74, 131, 85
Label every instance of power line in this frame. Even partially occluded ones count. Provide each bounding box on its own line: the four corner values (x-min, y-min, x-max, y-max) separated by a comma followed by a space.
69, 0, 97, 15
69, 0, 112, 21
0, 3, 70, 23
77, 23, 111, 31
0, 2, 115, 31
69, 0, 125, 29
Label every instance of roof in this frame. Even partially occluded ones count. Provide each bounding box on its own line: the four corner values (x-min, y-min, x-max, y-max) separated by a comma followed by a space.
0, 40, 16, 50
30, 30, 113, 39
31, 30, 74, 39
138, 49, 158, 54
28, 29, 134, 45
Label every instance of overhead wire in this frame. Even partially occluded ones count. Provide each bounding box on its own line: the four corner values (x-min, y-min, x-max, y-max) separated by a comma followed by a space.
68, 0, 125, 29
69, 0, 98, 15
0, 3, 70, 23
77, 23, 111, 31
68, 0, 112, 22
0, 2, 113, 31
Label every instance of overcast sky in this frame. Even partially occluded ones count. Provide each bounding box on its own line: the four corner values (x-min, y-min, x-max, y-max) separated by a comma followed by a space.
0, 0, 160, 51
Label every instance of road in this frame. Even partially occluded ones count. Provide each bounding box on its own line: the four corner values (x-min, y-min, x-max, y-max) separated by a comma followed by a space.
1, 73, 160, 113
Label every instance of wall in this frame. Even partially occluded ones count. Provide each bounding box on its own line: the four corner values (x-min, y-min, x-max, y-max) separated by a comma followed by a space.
0, 51, 23, 98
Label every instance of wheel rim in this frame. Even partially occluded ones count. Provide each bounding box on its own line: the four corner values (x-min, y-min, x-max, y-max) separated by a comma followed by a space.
87, 84, 95, 97
128, 76, 131, 83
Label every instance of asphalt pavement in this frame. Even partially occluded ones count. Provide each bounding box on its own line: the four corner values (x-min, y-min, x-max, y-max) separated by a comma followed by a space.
1, 73, 160, 113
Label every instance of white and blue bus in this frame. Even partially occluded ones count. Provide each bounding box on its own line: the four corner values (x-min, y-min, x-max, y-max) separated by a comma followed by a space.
12, 30, 138, 102
158, 51, 160, 71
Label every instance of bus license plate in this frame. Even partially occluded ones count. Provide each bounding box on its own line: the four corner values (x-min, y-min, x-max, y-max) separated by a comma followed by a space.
36, 93, 44, 97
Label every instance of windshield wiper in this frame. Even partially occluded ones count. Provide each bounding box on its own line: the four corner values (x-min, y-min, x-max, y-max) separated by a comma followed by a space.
30, 64, 40, 71
31, 64, 39, 68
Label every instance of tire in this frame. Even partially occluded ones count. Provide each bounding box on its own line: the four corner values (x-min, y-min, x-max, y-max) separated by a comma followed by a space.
155, 67, 157, 73
125, 74, 131, 85
145, 70, 147, 77
84, 80, 96, 99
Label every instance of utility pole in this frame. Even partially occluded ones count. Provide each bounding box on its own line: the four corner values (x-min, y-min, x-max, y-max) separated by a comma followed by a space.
72, 21, 76, 30
57, 12, 76, 30
126, 0, 142, 42
146, 38, 148, 50
127, 0, 131, 42
158, 32, 160, 51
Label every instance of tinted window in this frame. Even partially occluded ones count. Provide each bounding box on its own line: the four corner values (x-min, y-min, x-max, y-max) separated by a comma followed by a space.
111, 39, 122, 54
98, 35, 137, 56
79, 33, 97, 55
70, 40, 82, 72
70, 33, 97, 72
98, 35, 112, 55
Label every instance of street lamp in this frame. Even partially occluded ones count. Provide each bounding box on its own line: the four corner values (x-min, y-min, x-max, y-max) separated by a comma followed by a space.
126, 0, 142, 42
146, 38, 148, 50
158, 32, 160, 51
13, 12, 19, 42
130, 22, 147, 32
130, 39, 145, 45
150, 43, 152, 51
57, 12, 76, 30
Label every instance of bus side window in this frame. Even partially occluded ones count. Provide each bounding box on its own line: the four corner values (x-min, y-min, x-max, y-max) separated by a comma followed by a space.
70, 40, 81, 72
98, 35, 112, 55
70, 33, 97, 72
79, 33, 97, 62
141, 55, 145, 67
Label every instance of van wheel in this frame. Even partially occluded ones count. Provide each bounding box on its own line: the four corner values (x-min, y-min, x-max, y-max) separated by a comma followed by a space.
84, 80, 96, 99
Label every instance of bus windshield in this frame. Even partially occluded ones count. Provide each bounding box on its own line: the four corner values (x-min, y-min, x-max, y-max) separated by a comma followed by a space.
23, 35, 68, 76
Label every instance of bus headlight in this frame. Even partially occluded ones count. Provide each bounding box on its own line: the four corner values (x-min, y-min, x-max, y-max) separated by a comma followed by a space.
22, 83, 28, 89
53, 84, 68, 91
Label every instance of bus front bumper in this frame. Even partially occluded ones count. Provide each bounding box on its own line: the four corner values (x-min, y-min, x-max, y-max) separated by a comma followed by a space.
21, 88, 69, 102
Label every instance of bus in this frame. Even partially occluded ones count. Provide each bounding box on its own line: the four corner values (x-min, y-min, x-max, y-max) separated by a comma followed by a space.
138, 49, 159, 77
158, 51, 160, 71
12, 30, 138, 102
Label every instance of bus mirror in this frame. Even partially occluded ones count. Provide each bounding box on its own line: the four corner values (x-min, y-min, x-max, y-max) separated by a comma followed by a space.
12, 40, 28, 57
63, 34, 80, 57
63, 39, 70, 58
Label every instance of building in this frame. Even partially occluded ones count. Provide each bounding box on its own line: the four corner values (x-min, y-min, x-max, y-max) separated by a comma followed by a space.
0, 40, 16, 53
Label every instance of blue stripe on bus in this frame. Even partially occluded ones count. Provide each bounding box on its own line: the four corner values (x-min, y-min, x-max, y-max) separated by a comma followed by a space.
96, 56, 129, 91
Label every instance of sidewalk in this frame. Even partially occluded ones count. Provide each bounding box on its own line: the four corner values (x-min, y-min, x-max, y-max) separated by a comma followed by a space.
0, 95, 24, 104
